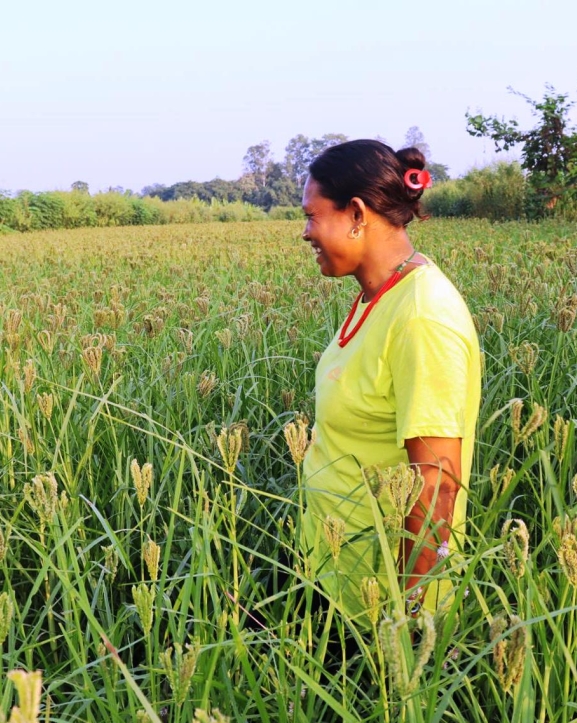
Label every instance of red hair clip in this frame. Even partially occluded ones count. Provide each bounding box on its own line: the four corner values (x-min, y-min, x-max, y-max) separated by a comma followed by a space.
404, 169, 432, 190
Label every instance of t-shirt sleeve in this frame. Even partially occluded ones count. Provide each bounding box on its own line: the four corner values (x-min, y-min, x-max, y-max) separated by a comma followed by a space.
388, 316, 473, 448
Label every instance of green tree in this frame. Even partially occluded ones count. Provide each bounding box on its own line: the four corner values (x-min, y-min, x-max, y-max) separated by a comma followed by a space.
243, 141, 273, 188
266, 162, 300, 206
140, 183, 167, 198
284, 134, 312, 188
466, 85, 577, 215
309, 133, 349, 159
427, 162, 450, 183
284, 133, 349, 189
71, 180, 90, 194
26, 192, 66, 229
403, 126, 431, 160
0, 193, 17, 231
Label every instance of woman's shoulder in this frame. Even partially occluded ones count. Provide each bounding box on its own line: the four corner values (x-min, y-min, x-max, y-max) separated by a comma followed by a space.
408, 260, 468, 305
395, 262, 477, 339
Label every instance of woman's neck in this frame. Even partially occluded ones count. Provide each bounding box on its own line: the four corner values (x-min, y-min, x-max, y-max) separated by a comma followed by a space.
353, 225, 416, 301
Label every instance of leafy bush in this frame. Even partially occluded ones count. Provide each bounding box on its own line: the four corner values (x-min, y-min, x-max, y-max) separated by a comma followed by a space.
212, 200, 267, 222
423, 180, 473, 218
466, 86, 577, 218
425, 162, 526, 220
55, 191, 98, 228
268, 205, 304, 220
7, 191, 67, 230
0, 191, 271, 231
92, 192, 137, 226
0, 195, 17, 229
129, 197, 163, 225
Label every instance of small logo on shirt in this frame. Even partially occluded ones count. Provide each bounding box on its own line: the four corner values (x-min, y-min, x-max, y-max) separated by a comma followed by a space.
327, 366, 342, 381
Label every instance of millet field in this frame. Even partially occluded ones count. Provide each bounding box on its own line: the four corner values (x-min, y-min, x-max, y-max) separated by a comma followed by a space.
0, 218, 576, 723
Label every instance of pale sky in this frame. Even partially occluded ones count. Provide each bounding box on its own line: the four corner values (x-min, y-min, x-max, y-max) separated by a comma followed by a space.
1, 0, 576, 194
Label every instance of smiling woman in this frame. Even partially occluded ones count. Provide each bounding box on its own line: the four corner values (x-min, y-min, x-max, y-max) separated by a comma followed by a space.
300, 139, 481, 624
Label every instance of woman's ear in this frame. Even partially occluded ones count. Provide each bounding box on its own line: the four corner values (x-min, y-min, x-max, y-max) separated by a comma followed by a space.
349, 196, 367, 224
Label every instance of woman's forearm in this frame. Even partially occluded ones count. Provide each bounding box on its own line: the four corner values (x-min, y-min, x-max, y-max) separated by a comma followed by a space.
400, 437, 462, 596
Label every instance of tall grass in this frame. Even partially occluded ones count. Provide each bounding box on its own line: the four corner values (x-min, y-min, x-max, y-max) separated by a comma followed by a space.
0, 218, 575, 721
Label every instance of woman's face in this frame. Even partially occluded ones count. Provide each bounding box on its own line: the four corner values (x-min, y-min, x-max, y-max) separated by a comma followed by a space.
301, 176, 362, 278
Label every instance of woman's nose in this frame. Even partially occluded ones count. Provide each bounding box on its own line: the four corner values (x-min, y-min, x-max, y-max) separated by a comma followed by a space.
302, 230, 310, 241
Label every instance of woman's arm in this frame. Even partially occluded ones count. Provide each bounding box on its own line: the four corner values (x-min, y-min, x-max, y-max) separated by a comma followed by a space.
400, 436, 462, 596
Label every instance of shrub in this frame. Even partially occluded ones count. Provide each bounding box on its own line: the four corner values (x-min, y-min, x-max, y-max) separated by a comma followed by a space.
211, 200, 267, 222
268, 206, 304, 220
424, 162, 526, 220
423, 180, 473, 218
129, 197, 163, 225
27, 192, 66, 229
0, 191, 288, 230
0, 195, 17, 230
56, 191, 98, 228
463, 162, 526, 220
92, 192, 137, 226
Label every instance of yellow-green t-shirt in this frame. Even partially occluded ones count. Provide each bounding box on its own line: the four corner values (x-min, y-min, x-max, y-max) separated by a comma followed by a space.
302, 260, 481, 622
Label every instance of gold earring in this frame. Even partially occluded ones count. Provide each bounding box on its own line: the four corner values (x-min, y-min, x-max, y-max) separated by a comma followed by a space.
348, 221, 366, 240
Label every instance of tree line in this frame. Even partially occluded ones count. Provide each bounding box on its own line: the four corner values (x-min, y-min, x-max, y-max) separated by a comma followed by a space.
141, 128, 450, 210
0, 191, 275, 233
1, 88, 575, 232
139, 86, 577, 220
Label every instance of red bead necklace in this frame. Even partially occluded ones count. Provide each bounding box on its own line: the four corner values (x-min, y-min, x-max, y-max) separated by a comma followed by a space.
338, 251, 417, 348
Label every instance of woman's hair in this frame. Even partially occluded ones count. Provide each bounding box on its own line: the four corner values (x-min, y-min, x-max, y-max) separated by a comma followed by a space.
308, 139, 428, 227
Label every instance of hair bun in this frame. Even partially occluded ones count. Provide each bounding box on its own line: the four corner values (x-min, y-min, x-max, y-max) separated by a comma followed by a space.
396, 147, 426, 171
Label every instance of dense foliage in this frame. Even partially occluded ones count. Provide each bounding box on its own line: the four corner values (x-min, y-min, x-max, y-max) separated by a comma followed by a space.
466, 86, 577, 217
0, 219, 575, 722
0, 191, 270, 233
424, 162, 527, 221
143, 134, 350, 209
143, 130, 449, 210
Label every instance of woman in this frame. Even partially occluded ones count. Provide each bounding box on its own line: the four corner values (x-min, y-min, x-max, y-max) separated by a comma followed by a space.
301, 139, 481, 622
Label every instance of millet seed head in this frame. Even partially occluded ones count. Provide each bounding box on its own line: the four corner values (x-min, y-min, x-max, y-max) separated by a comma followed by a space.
323, 515, 346, 561
489, 612, 527, 692
558, 532, 577, 586
37, 392, 54, 421
25, 473, 59, 531
360, 577, 381, 625
555, 306, 576, 333
132, 583, 155, 636
510, 399, 524, 443
553, 415, 570, 464
7, 669, 43, 722
216, 426, 243, 475
370, 462, 425, 519
502, 518, 530, 578
0, 591, 14, 645
131, 459, 152, 507
283, 414, 312, 466
143, 537, 161, 582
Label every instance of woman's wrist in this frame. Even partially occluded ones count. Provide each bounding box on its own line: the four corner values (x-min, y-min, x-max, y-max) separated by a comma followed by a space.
406, 586, 424, 616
